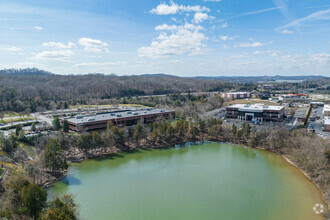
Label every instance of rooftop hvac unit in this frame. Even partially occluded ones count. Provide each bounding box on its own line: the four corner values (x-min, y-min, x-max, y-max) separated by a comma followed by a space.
147, 108, 152, 111
133, 112, 139, 115
117, 114, 122, 117
127, 112, 132, 114
160, 110, 165, 112
87, 118, 95, 122
263, 105, 269, 108
110, 113, 116, 116
76, 116, 83, 119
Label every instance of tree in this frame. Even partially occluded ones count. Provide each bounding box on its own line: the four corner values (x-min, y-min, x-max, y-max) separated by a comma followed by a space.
133, 124, 143, 145
77, 134, 92, 150
92, 132, 102, 148
199, 120, 206, 133
243, 123, 251, 137
43, 139, 68, 172
63, 120, 69, 132
111, 126, 125, 147
42, 194, 77, 220
231, 124, 237, 137
15, 124, 22, 136
21, 183, 47, 218
31, 122, 36, 132
52, 116, 61, 131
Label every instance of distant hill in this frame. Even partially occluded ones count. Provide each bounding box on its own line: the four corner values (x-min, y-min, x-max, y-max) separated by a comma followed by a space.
0, 68, 52, 76
192, 75, 329, 83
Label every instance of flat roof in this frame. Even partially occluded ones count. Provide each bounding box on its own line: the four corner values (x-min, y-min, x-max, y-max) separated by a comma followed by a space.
67, 109, 174, 125
294, 109, 307, 118
324, 105, 330, 111
224, 92, 250, 94
227, 104, 284, 112
324, 117, 330, 125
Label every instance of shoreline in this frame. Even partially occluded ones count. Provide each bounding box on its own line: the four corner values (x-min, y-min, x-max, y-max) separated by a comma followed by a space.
44, 139, 329, 210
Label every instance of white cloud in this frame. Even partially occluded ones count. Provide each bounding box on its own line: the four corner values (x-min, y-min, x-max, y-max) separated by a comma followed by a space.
35, 50, 74, 59
237, 41, 274, 48
150, 2, 210, 15
2, 46, 22, 52
34, 26, 43, 31
155, 24, 179, 31
43, 42, 76, 49
78, 38, 109, 53
226, 7, 281, 20
253, 50, 278, 56
281, 30, 293, 34
220, 36, 228, 41
138, 23, 208, 58
220, 22, 228, 28
309, 54, 330, 63
222, 44, 229, 49
276, 9, 330, 31
192, 12, 209, 23
74, 61, 128, 67
220, 35, 239, 41
230, 54, 249, 59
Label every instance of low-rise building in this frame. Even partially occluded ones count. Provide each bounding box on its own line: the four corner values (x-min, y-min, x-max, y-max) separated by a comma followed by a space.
225, 104, 285, 122
220, 92, 251, 100
279, 93, 307, 101
294, 109, 308, 122
323, 105, 330, 117
65, 109, 175, 132
323, 117, 330, 132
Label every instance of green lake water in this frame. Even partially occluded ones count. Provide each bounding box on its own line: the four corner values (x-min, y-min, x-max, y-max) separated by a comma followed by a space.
48, 142, 325, 220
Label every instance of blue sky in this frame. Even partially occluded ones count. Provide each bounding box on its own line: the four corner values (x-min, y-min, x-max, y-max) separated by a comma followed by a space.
0, 0, 329, 76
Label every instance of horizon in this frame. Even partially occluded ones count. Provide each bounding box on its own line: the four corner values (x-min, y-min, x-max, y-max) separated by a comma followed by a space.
0, 0, 329, 76
1, 67, 330, 78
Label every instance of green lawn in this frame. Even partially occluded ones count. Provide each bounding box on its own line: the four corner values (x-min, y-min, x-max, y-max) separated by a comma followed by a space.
0, 117, 36, 125
70, 104, 150, 109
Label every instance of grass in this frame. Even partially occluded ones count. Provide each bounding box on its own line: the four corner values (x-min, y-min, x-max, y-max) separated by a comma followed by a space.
1, 117, 36, 124
3, 111, 20, 117
18, 142, 37, 159
70, 104, 150, 109
0, 168, 4, 177
225, 99, 280, 106
0, 121, 38, 130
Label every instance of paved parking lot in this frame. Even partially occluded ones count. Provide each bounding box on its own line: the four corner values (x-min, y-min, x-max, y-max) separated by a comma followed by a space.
309, 118, 330, 139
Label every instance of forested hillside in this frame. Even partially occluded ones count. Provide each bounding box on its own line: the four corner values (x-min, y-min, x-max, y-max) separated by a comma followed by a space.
0, 69, 235, 113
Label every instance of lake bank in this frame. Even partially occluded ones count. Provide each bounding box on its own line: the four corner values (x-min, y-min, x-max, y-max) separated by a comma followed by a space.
49, 142, 326, 220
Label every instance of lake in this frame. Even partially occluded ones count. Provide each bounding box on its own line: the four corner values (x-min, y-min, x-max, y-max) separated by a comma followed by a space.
49, 142, 324, 220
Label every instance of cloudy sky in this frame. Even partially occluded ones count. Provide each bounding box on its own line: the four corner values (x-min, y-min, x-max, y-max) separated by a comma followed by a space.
0, 0, 329, 76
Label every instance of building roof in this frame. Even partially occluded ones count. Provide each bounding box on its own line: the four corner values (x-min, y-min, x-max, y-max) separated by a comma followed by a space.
324, 117, 330, 125
227, 104, 284, 112
67, 109, 174, 125
224, 92, 250, 95
294, 109, 307, 118
324, 105, 330, 111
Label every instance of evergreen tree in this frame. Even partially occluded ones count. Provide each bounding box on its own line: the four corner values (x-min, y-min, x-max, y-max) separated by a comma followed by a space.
52, 116, 61, 130
21, 183, 47, 218
63, 120, 69, 132
31, 122, 36, 132
15, 124, 22, 136
43, 139, 68, 172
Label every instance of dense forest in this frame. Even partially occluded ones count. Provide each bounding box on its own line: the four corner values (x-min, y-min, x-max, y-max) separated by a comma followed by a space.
0, 68, 237, 113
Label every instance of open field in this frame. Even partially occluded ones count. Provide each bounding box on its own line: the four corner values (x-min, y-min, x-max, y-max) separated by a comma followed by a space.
2, 111, 21, 117
69, 104, 150, 109
224, 99, 280, 106
0, 117, 36, 124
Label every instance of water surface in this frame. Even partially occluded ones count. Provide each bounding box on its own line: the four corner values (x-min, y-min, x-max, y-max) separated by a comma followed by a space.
49, 142, 324, 220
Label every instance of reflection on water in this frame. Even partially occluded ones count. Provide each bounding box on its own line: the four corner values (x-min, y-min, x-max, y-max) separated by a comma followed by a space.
49, 142, 324, 220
